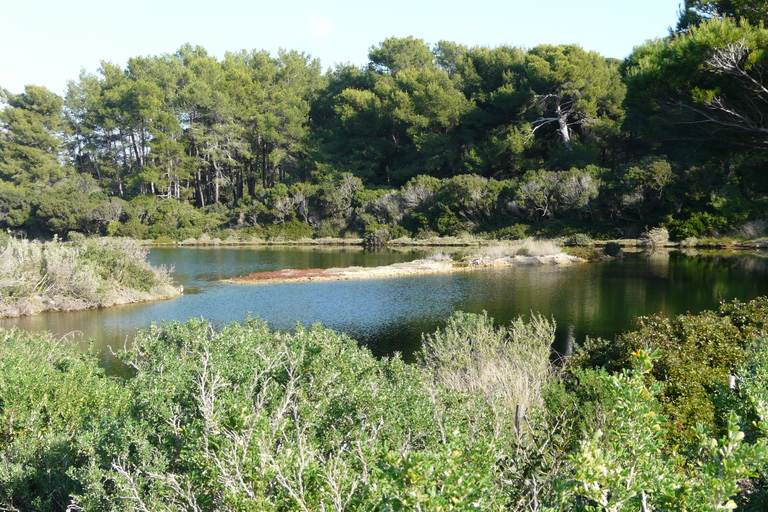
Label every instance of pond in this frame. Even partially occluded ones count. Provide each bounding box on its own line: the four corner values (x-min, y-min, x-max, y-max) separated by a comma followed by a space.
2, 246, 768, 371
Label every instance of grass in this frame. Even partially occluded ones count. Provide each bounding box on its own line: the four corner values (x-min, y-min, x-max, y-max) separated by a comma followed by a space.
479, 239, 564, 258
419, 311, 555, 417
0, 236, 177, 317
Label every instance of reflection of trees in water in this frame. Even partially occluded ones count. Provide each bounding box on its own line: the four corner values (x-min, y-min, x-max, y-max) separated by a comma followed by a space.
645, 249, 670, 278
676, 249, 768, 274
730, 254, 768, 273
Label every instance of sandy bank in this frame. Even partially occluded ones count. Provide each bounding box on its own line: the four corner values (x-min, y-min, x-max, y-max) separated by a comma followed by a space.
0, 286, 182, 319
223, 253, 583, 285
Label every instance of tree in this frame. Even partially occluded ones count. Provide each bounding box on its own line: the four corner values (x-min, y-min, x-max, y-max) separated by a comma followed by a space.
324, 37, 472, 185
677, 0, 768, 32
624, 18, 768, 153
0, 85, 67, 185
368, 36, 435, 74
523, 45, 625, 152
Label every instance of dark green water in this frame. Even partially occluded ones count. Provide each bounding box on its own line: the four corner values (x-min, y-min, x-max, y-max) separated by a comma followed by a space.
2, 246, 768, 368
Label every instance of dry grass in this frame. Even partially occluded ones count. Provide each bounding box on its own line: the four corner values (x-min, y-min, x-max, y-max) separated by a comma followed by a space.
0, 236, 176, 317
419, 311, 555, 417
479, 239, 563, 259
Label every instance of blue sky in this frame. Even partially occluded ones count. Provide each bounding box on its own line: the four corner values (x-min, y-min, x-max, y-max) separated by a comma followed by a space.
0, 0, 681, 96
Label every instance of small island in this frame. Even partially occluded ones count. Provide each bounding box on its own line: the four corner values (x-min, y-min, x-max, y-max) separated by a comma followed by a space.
224, 241, 582, 284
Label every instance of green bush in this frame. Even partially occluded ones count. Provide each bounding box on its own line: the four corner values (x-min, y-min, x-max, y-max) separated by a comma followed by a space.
2, 312, 767, 510
571, 298, 768, 446
76, 318, 509, 510
0, 328, 128, 511
566, 233, 593, 246
667, 211, 731, 239
603, 241, 622, 256
493, 223, 529, 240
564, 246, 601, 260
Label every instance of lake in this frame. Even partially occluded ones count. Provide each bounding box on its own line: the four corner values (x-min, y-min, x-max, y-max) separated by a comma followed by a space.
2, 246, 768, 371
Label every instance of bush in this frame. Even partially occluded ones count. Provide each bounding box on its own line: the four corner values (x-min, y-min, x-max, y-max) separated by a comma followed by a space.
363, 226, 391, 247
2, 313, 767, 511
79, 318, 509, 510
640, 226, 670, 247
571, 297, 768, 446
419, 311, 554, 415
493, 223, 529, 240
566, 233, 593, 246
603, 241, 622, 256
0, 328, 128, 511
564, 246, 601, 260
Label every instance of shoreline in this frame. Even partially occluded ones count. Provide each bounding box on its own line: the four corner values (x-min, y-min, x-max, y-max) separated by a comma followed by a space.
222, 253, 583, 285
143, 235, 768, 251
0, 287, 182, 320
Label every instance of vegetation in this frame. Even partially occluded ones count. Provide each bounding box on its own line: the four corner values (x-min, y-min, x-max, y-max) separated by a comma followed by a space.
0, 234, 177, 317
3, 2, 768, 243
2, 299, 768, 510
5, 1, 768, 509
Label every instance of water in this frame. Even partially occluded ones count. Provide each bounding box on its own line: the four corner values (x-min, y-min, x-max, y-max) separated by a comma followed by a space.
2, 246, 768, 370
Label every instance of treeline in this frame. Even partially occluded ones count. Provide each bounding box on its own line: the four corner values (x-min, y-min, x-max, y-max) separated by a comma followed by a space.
2, 1, 768, 240
3, 299, 768, 510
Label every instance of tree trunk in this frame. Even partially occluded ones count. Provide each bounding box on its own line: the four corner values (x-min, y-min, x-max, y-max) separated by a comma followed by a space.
556, 101, 572, 151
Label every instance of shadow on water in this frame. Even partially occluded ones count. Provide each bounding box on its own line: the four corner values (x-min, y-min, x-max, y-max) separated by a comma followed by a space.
3, 246, 768, 373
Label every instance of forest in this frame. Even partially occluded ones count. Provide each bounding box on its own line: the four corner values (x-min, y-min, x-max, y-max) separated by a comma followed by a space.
3, 1, 768, 243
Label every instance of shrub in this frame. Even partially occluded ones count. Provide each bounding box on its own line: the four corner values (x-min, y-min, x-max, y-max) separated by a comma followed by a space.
564, 246, 601, 260
363, 227, 391, 247
515, 239, 563, 257
603, 241, 622, 256
682, 236, 699, 247
2, 314, 767, 511
667, 211, 731, 239
640, 226, 670, 247
697, 235, 737, 247
733, 219, 768, 240
77, 318, 510, 510
0, 328, 128, 511
419, 311, 554, 415
566, 233, 593, 246
494, 223, 529, 240
571, 297, 768, 446
152, 235, 176, 244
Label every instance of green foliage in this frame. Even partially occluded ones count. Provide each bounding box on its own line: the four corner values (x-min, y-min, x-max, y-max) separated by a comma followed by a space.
558, 350, 768, 511
74, 318, 511, 510
572, 298, 768, 446
677, 0, 768, 31
3, 308, 768, 510
492, 223, 530, 240
0, 85, 67, 186
0, 328, 128, 511
563, 246, 601, 260
603, 241, 622, 256
667, 211, 732, 239
566, 233, 593, 246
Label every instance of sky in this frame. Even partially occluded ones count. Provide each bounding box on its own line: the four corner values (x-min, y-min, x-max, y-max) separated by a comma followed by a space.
0, 0, 681, 97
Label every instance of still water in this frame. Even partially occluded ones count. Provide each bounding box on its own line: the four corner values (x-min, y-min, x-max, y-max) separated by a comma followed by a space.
2, 246, 768, 366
